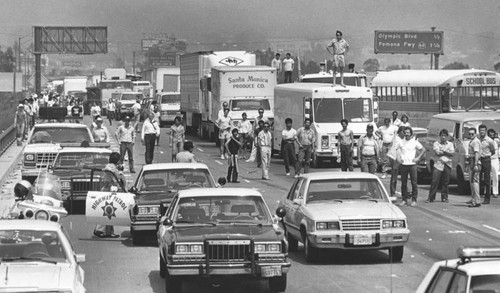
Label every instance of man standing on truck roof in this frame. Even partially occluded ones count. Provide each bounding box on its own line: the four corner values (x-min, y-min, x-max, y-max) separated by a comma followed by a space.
271, 53, 282, 83
326, 30, 350, 87
282, 53, 295, 84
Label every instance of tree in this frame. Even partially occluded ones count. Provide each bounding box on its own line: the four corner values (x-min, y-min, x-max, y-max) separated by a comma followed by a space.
0, 46, 15, 72
443, 62, 469, 69
495, 62, 500, 72
386, 64, 400, 70
363, 58, 379, 72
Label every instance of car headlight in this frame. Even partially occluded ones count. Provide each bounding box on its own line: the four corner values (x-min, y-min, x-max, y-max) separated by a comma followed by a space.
138, 206, 160, 215
35, 210, 50, 221
254, 242, 281, 253
382, 220, 406, 229
60, 180, 70, 189
25, 154, 35, 161
175, 243, 204, 254
316, 222, 340, 230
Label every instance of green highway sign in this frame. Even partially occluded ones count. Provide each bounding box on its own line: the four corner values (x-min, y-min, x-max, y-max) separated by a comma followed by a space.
374, 30, 443, 54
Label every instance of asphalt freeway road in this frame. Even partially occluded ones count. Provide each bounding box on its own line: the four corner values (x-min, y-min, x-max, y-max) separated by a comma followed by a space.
8, 118, 500, 293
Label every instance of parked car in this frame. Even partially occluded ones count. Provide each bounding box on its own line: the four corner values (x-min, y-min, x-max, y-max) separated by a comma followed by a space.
278, 172, 410, 262
22, 122, 96, 183
416, 246, 500, 292
128, 163, 219, 245
0, 220, 86, 293
115, 91, 145, 120
157, 188, 290, 293
49, 147, 112, 214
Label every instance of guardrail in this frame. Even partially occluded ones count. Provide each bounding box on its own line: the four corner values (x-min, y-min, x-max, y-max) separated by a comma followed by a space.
0, 125, 16, 155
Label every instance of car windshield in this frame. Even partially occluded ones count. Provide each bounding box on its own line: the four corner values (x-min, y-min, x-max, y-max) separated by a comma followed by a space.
137, 169, 215, 192
0, 229, 68, 263
53, 152, 110, 169
470, 275, 500, 291
29, 127, 91, 144
161, 94, 181, 104
231, 99, 270, 111
121, 93, 140, 101
306, 178, 388, 203
174, 195, 272, 224
314, 98, 372, 123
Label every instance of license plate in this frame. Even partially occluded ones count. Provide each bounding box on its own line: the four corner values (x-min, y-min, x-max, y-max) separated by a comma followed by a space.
353, 235, 373, 245
261, 266, 282, 277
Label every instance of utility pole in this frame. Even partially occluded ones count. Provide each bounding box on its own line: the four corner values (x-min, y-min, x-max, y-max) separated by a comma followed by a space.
133, 51, 136, 74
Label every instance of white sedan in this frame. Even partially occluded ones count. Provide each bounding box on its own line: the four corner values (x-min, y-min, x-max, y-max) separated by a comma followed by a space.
278, 172, 410, 262
0, 220, 85, 293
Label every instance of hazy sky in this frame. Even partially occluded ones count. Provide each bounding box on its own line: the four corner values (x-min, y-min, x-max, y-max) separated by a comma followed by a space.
1, 0, 499, 68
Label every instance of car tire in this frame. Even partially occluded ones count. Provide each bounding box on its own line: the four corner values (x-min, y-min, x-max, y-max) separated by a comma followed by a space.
389, 246, 404, 262
165, 270, 182, 293
159, 253, 166, 279
303, 233, 318, 263
286, 230, 298, 252
131, 230, 142, 246
268, 274, 287, 292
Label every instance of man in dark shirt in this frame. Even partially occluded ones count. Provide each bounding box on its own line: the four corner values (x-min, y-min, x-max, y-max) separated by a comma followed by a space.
225, 128, 242, 183
71, 100, 83, 122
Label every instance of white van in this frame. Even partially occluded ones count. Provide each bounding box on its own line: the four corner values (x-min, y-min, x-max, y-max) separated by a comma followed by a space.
423, 112, 500, 194
156, 92, 181, 126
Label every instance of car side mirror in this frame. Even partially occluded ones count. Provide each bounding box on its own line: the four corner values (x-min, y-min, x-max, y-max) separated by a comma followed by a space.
128, 186, 138, 194
275, 207, 286, 218
217, 177, 227, 186
47, 165, 54, 174
389, 196, 397, 203
163, 218, 173, 226
75, 254, 86, 263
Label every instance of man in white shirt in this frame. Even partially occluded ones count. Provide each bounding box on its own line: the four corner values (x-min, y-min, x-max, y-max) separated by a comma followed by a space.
358, 125, 378, 174
271, 53, 282, 83
281, 118, 297, 176
395, 127, 425, 207
238, 112, 253, 159
92, 117, 110, 143
376, 118, 398, 178
282, 53, 295, 83
216, 108, 232, 159
391, 111, 401, 127
426, 129, 454, 203
141, 112, 160, 164
258, 122, 273, 180
131, 98, 142, 132
326, 30, 350, 86
388, 126, 405, 197
107, 99, 116, 125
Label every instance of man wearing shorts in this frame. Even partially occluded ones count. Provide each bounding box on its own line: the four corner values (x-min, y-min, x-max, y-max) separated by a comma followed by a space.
326, 30, 350, 87
216, 108, 232, 159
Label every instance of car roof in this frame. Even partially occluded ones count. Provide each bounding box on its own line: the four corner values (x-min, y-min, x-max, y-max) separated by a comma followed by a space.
299, 171, 380, 180
177, 188, 262, 198
0, 220, 61, 231
34, 123, 90, 129
140, 163, 210, 171
432, 111, 500, 121
435, 258, 500, 275
58, 147, 112, 154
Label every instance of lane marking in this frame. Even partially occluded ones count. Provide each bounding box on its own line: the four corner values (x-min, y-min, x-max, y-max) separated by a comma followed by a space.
483, 224, 500, 233
215, 160, 223, 165
197, 148, 204, 152
244, 179, 250, 183
447, 230, 469, 234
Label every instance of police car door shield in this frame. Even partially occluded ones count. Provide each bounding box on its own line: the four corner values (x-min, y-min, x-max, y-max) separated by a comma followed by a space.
86, 191, 135, 226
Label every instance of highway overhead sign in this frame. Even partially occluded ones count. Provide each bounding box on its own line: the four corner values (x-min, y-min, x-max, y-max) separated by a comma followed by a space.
374, 30, 443, 54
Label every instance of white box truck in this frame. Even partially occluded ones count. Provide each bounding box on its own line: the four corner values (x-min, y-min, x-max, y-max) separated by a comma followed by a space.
63, 76, 87, 97
273, 83, 379, 167
140, 66, 180, 94
180, 51, 256, 140
211, 66, 276, 138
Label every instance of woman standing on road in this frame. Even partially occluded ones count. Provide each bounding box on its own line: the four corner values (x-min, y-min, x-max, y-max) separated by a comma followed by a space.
170, 116, 185, 162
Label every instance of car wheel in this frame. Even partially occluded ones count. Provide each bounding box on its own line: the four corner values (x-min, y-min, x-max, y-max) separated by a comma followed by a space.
286, 230, 298, 252
131, 230, 142, 246
389, 246, 404, 262
159, 252, 166, 279
165, 270, 182, 293
303, 232, 318, 263
268, 274, 287, 292
457, 167, 470, 195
